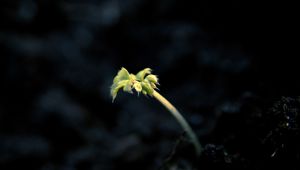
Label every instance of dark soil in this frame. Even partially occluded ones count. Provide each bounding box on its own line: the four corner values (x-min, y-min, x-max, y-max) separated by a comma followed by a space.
1, 1, 299, 170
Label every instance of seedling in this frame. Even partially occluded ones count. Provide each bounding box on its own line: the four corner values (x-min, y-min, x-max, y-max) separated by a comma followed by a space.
110, 67, 202, 155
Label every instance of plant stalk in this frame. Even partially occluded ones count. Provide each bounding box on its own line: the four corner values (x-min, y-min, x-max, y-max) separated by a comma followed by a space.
152, 90, 202, 156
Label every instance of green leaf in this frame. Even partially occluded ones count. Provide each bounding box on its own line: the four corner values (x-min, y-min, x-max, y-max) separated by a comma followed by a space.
129, 74, 136, 81
111, 80, 130, 102
133, 82, 142, 93
136, 68, 152, 81
142, 89, 147, 95
123, 81, 133, 93
113, 67, 130, 84
141, 82, 154, 96
145, 75, 158, 84
150, 82, 158, 89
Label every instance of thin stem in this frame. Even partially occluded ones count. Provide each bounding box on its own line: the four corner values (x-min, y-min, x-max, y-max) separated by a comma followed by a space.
152, 90, 202, 156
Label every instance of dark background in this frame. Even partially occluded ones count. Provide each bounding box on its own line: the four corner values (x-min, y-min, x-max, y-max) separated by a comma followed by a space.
0, 0, 299, 170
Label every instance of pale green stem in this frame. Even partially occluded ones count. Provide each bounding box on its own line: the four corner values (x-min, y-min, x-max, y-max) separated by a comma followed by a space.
152, 90, 202, 156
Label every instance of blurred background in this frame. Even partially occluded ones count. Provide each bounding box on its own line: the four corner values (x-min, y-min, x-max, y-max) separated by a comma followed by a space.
0, 0, 299, 170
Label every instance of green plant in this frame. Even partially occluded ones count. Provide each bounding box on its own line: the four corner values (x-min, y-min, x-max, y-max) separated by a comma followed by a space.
110, 67, 202, 155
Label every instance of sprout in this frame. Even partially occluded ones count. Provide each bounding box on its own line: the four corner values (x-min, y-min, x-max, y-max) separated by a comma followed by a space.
110, 67, 202, 156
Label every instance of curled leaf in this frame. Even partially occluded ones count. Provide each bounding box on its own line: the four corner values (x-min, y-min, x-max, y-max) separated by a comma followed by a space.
113, 67, 130, 84
151, 82, 158, 89
141, 82, 154, 96
136, 68, 152, 81
111, 80, 130, 102
145, 75, 158, 84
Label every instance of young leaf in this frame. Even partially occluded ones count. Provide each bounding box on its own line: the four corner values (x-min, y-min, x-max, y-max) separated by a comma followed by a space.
136, 68, 152, 81
123, 81, 133, 93
142, 89, 147, 95
141, 82, 154, 96
151, 82, 158, 89
133, 82, 142, 93
145, 74, 158, 84
111, 80, 130, 102
113, 67, 130, 84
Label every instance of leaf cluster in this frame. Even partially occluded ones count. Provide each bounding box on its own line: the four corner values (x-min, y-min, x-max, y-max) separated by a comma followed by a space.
111, 67, 159, 101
